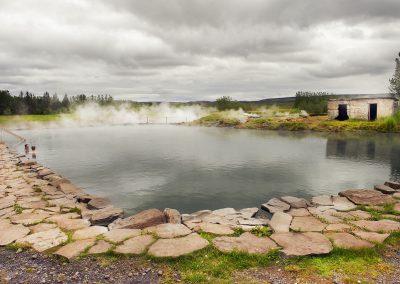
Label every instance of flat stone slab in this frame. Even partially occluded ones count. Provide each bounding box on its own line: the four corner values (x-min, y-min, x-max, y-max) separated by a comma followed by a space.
332, 196, 357, 212
72, 226, 108, 240
16, 228, 67, 252
280, 196, 308, 209
10, 212, 51, 225
109, 208, 165, 229
269, 212, 292, 233
57, 183, 83, 196
55, 218, 91, 231
324, 223, 352, 232
261, 198, 290, 213
325, 232, 374, 249
351, 220, 400, 232
87, 206, 124, 226
103, 229, 142, 243
88, 197, 111, 210
114, 235, 155, 255
145, 223, 191, 239
148, 233, 209, 258
311, 195, 333, 206
0, 195, 16, 210
374, 184, 397, 194
199, 222, 234, 235
339, 189, 396, 206
287, 208, 310, 217
384, 181, 400, 190
55, 239, 96, 259
0, 224, 30, 245
270, 232, 333, 256
238, 207, 259, 219
237, 218, 269, 226
29, 223, 58, 234
290, 216, 326, 232
213, 232, 278, 254
394, 203, 400, 212
88, 240, 112, 254
212, 208, 237, 216
348, 210, 372, 220
352, 231, 390, 243
46, 213, 80, 222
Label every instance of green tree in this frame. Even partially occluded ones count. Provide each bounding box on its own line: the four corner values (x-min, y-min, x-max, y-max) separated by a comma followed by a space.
216, 96, 236, 111
389, 55, 400, 98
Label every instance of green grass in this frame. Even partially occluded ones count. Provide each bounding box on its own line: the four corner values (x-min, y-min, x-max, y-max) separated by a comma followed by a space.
13, 203, 24, 214
0, 114, 63, 125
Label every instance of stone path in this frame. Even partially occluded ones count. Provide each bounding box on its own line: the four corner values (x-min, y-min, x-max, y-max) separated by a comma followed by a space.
1, 142, 400, 261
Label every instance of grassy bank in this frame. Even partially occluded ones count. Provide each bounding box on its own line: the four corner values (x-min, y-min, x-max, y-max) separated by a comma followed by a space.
0, 114, 62, 126
194, 112, 400, 133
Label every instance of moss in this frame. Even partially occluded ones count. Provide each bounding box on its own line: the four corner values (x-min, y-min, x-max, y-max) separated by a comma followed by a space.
13, 203, 24, 214
68, 207, 82, 215
250, 226, 272, 237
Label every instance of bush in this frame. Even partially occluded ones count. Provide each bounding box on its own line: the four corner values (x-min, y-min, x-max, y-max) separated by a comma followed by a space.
294, 91, 333, 115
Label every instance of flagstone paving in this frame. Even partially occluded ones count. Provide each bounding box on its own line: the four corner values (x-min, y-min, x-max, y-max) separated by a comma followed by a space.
1, 143, 400, 262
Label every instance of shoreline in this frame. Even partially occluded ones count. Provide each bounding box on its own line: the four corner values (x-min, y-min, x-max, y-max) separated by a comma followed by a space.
1, 139, 400, 282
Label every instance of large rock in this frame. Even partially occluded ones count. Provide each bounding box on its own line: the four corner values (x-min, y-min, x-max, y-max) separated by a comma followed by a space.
0, 224, 30, 245
199, 222, 234, 235
114, 235, 155, 254
385, 181, 400, 190
261, 198, 290, 213
238, 207, 259, 219
109, 209, 166, 229
0, 195, 16, 210
148, 233, 209, 258
87, 197, 111, 210
103, 229, 142, 243
55, 239, 96, 259
212, 232, 278, 254
270, 232, 333, 256
332, 196, 356, 212
269, 212, 292, 233
85, 206, 124, 226
57, 183, 83, 196
280, 196, 308, 209
351, 220, 400, 232
311, 195, 333, 206
352, 231, 390, 243
374, 184, 397, 194
339, 189, 396, 206
212, 208, 237, 216
145, 223, 191, 239
290, 216, 326, 232
72, 226, 108, 240
325, 232, 373, 249
164, 208, 181, 224
16, 228, 67, 252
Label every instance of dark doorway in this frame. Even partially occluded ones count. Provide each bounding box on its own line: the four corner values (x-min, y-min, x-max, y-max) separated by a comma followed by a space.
336, 104, 349, 121
369, 104, 377, 121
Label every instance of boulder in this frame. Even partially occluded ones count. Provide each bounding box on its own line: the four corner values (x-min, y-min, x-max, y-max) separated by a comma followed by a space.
72, 226, 108, 240
16, 228, 67, 252
280, 196, 308, 209
269, 212, 292, 233
212, 232, 278, 254
238, 207, 259, 219
385, 181, 400, 190
375, 184, 397, 194
351, 219, 400, 232
55, 239, 96, 259
311, 195, 333, 206
103, 229, 142, 243
325, 232, 373, 249
145, 223, 192, 239
261, 198, 290, 213
88, 240, 112, 254
87, 197, 111, 210
290, 216, 326, 232
86, 206, 124, 226
147, 233, 209, 258
114, 235, 155, 255
109, 209, 166, 229
199, 222, 234, 235
332, 196, 356, 212
339, 189, 396, 206
393, 192, 400, 199
164, 208, 181, 224
57, 183, 83, 197
352, 231, 390, 243
37, 169, 53, 178
270, 232, 333, 256
0, 224, 30, 245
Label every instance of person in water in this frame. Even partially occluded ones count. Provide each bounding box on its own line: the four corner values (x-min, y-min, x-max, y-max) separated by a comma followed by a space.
24, 144, 29, 155
31, 145, 37, 159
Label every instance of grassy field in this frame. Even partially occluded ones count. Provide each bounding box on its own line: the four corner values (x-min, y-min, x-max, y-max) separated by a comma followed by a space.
0, 114, 62, 125
194, 112, 400, 133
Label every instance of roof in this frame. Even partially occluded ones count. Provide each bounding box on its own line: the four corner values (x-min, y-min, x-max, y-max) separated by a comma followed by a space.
329, 96, 398, 102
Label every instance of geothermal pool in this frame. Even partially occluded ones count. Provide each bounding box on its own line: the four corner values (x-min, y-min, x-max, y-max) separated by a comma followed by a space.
7, 125, 400, 215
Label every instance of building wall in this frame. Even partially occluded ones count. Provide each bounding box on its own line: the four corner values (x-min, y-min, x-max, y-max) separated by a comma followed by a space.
328, 98, 397, 120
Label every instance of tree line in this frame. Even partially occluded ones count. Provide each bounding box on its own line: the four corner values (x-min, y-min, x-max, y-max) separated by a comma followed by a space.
0, 90, 113, 115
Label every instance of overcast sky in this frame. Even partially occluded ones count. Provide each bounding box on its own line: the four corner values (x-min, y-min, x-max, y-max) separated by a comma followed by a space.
0, 0, 400, 101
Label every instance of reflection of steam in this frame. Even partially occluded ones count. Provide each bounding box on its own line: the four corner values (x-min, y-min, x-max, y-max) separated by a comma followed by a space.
41, 103, 212, 128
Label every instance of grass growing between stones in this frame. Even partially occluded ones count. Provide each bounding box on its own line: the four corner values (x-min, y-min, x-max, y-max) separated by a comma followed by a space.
158, 246, 280, 283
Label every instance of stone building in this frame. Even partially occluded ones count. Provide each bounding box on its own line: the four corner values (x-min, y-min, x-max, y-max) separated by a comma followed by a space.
327, 96, 398, 121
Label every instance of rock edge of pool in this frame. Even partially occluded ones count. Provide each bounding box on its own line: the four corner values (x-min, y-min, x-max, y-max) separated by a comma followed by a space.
1, 141, 400, 272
